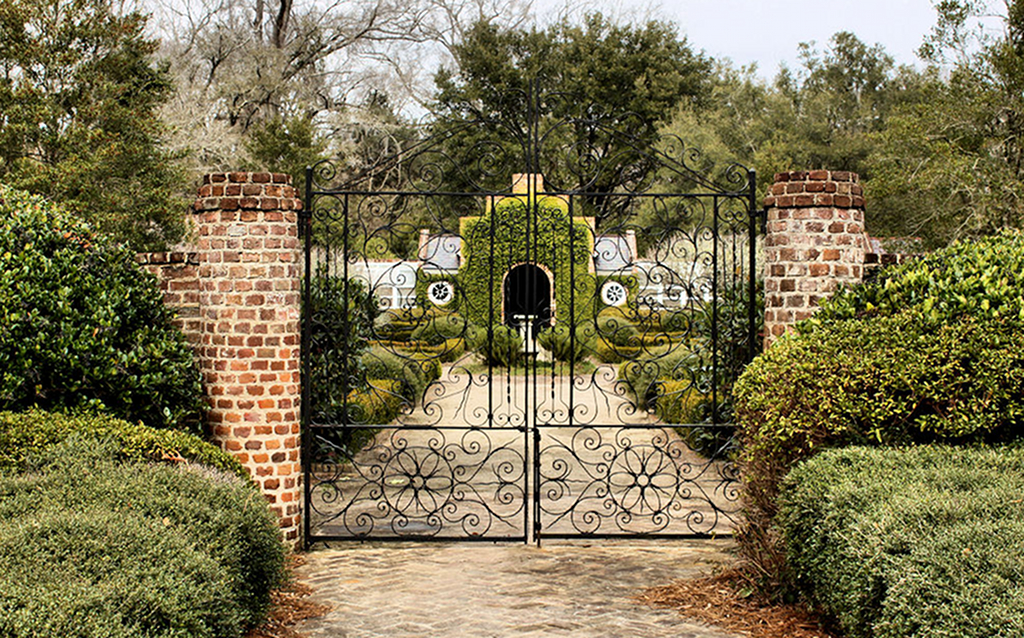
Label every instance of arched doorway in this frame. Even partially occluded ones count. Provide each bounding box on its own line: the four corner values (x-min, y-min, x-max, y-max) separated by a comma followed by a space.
503, 264, 552, 330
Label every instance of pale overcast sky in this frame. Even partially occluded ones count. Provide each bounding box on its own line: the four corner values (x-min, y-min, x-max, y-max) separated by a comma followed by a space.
536, 0, 960, 78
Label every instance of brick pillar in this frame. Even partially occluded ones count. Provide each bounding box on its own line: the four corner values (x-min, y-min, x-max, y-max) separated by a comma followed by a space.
193, 172, 303, 544
762, 170, 866, 347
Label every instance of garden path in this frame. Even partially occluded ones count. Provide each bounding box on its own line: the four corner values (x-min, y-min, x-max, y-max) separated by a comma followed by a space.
296, 539, 744, 638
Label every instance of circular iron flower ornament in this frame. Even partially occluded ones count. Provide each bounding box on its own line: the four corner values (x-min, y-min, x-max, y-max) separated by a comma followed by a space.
382, 447, 455, 515
607, 446, 678, 514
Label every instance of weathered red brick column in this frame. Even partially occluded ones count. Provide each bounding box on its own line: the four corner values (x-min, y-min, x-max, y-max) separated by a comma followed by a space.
193, 172, 303, 544
762, 170, 866, 347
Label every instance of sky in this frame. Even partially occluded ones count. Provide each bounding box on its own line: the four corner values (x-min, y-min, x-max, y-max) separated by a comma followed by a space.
537, 0, 949, 78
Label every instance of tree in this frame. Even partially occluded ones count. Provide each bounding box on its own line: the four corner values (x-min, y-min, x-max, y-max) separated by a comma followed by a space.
428, 14, 713, 205
866, 0, 1024, 246
0, 0, 187, 250
152, 0, 532, 178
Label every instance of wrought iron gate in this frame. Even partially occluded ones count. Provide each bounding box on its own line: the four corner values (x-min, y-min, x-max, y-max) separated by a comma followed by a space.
301, 84, 760, 546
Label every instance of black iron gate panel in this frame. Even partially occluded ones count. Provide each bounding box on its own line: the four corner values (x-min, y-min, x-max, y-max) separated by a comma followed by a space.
301, 84, 759, 545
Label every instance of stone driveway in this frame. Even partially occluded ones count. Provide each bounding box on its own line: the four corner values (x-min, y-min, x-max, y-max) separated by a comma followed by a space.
296, 539, 744, 638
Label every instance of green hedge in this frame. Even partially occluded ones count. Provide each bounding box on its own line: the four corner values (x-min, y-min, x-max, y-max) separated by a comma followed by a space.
0, 185, 203, 430
0, 410, 248, 480
808, 229, 1024, 327
779, 446, 1024, 638
468, 324, 523, 367
459, 196, 595, 327
409, 313, 470, 345
0, 444, 285, 636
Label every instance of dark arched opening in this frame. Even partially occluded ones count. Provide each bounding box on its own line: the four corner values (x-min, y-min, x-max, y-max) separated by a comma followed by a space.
503, 264, 551, 331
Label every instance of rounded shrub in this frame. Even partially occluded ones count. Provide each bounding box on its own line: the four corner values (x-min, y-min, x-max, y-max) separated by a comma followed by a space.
469, 324, 523, 367
778, 446, 1024, 638
0, 507, 240, 638
0, 443, 286, 635
0, 185, 203, 430
537, 324, 594, 363
360, 346, 432, 402
409, 312, 469, 345
347, 380, 403, 425
0, 410, 247, 480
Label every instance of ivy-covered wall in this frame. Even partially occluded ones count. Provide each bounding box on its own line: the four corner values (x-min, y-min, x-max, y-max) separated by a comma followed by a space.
456, 195, 595, 327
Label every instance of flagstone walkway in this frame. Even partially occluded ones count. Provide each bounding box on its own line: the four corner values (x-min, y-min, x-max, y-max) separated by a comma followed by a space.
296, 539, 745, 638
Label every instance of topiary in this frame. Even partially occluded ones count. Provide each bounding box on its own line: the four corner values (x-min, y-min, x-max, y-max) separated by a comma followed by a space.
0, 410, 248, 480
469, 324, 523, 367
0, 185, 203, 430
409, 313, 469, 345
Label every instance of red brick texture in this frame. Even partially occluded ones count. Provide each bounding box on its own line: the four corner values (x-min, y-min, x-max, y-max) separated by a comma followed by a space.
139, 172, 304, 545
137, 251, 202, 346
763, 171, 867, 347
193, 172, 303, 545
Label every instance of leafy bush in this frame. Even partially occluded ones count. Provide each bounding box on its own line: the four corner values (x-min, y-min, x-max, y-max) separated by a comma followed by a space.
409, 313, 469, 345
653, 379, 703, 424
594, 307, 640, 346
0, 507, 239, 638
306, 274, 378, 424
360, 346, 432, 402
0, 444, 286, 636
617, 345, 699, 407
594, 340, 642, 363
809, 229, 1024, 327
734, 233, 1024, 593
347, 380, 403, 425
0, 185, 203, 430
537, 324, 594, 363
779, 446, 1024, 638
468, 324, 523, 367
0, 410, 247, 480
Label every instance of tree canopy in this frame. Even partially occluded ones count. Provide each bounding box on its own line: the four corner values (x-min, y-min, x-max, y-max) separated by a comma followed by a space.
0, 0, 187, 250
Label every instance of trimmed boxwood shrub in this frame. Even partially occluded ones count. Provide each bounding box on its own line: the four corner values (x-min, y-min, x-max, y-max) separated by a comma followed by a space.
0, 507, 239, 638
537, 324, 594, 363
468, 324, 523, 367
0, 185, 203, 430
779, 446, 1024, 638
0, 443, 286, 636
617, 346, 699, 406
347, 380, 403, 425
409, 312, 469, 345
459, 195, 596, 327
0, 410, 248, 480
360, 346, 432, 402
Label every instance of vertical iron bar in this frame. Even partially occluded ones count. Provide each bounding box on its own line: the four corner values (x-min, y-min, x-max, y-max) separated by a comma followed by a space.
711, 196, 719, 424
301, 166, 314, 549
747, 169, 758, 364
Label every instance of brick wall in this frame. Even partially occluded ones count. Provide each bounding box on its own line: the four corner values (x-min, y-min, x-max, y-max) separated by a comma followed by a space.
763, 170, 867, 345
137, 251, 202, 346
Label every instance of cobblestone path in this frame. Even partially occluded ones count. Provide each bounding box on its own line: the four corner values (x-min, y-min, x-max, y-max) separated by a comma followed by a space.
297, 539, 744, 638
